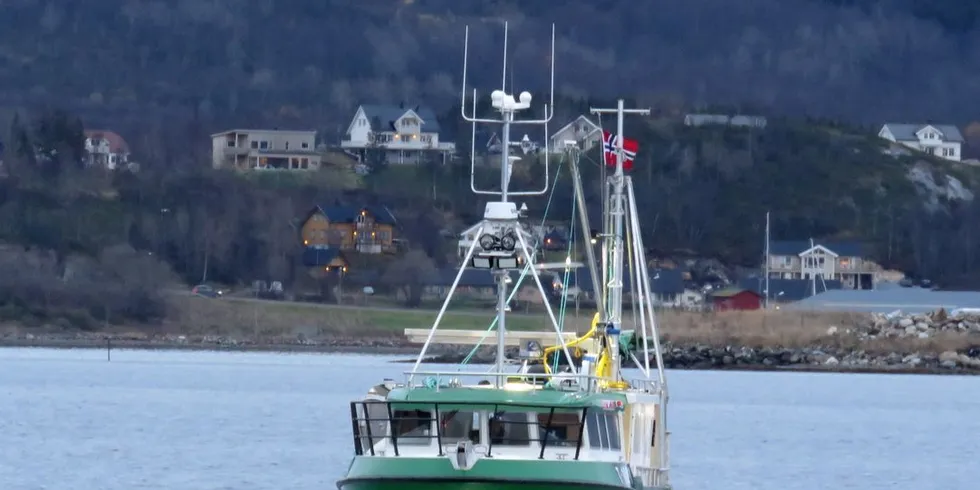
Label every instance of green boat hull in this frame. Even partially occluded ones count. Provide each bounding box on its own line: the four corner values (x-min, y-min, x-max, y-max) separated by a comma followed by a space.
337, 456, 650, 490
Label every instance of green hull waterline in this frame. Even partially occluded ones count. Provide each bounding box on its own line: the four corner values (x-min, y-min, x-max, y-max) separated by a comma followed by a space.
337, 456, 649, 490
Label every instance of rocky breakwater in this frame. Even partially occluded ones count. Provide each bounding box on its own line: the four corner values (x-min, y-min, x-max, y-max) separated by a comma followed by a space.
665, 308, 980, 373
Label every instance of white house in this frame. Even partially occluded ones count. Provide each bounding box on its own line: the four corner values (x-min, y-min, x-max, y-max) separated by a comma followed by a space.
342, 104, 454, 165
878, 123, 963, 162
211, 129, 321, 170
84, 130, 131, 170
767, 240, 881, 290
549, 115, 601, 153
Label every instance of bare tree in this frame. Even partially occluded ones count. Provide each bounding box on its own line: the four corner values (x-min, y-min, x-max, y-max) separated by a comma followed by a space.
381, 249, 439, 308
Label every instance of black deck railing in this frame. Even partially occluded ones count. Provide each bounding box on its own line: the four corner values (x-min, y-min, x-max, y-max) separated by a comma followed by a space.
350, 401, 588, 460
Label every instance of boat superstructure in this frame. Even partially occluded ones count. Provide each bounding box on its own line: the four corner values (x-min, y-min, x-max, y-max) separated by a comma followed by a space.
338, 22, 671, 490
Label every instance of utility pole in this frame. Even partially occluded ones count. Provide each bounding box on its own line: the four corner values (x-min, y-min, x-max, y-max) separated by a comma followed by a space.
764, 211, 770, 309
588, 99, 649, 381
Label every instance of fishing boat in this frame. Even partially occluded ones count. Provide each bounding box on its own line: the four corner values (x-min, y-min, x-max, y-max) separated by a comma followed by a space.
338, 22, 671, 490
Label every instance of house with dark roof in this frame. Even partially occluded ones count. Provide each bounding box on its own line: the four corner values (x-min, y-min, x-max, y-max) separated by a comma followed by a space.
767, 240, 880, 291
424, 268, 499, 300
738, 276, 842, 304
554, 267, 701, 308
300, 204, 398, 255
878, 123, 963, 162
541, 230, 569, 251
84, 130, 132, 170
341, 103, 454, 165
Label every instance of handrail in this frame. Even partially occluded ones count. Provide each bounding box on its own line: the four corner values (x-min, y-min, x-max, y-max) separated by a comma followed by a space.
349, 400, 590, 460
400, 371, 661, 394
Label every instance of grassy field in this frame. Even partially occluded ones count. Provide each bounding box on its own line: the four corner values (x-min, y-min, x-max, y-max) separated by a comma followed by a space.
166, 296, 560, 338
157, 296, 978, 354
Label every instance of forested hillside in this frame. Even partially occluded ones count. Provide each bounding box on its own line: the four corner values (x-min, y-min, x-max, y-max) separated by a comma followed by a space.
2, 0, 980, 134
2, 1, 980, 328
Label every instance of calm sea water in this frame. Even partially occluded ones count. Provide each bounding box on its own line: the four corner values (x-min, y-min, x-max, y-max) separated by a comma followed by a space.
1, 348, 978, 490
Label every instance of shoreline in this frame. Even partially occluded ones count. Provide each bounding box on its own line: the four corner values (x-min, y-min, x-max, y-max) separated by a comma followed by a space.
3, 335, 978, 377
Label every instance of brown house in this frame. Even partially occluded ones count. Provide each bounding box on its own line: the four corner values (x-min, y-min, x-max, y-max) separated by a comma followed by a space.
300, 205, 398, 254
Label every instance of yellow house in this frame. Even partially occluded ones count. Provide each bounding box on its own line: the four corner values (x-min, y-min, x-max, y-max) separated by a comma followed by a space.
300, 205, 398, 254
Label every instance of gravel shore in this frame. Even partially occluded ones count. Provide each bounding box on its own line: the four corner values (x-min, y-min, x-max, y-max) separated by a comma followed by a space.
3, 329, 978, 376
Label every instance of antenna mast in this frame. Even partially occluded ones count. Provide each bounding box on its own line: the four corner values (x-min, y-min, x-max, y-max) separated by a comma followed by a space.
424, 21, 571, 385
589, 100, 650, 382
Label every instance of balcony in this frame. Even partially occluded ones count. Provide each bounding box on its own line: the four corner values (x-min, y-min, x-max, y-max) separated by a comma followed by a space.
222, 145, 251, 156
341, 134, 454, 152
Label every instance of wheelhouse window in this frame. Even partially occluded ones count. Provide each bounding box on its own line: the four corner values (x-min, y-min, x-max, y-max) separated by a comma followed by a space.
391, 409, 434, 445
536, 412, 581, 447
489, 411, 532, 446
586, 412, 622, 450
439, 410, 480, 444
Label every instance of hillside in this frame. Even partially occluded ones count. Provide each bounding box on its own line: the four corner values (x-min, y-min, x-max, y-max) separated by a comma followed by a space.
3, 1, 980, 329
2, 0, 980, 135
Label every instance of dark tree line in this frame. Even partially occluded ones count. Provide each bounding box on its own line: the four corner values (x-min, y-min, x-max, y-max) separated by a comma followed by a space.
4, 0, 980, 136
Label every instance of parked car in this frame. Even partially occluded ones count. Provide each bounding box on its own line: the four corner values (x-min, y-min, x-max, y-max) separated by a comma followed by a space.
191, 284, 222, 298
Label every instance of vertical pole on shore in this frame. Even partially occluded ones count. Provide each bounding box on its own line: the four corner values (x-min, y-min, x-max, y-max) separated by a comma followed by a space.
107, 338, 111, 362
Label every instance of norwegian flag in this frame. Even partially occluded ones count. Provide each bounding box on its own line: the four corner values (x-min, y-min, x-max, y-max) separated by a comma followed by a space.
602, 130, 638, 171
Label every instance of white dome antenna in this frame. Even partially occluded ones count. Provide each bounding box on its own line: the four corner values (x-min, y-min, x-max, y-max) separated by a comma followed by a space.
459, 21, 557, 200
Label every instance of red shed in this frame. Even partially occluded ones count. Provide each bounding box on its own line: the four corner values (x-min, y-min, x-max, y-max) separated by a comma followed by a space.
709, 288, 762, 311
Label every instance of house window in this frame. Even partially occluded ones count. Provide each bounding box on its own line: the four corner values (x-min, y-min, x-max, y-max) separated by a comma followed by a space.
942, 147, 955, 157
251, 141, 259, 149
285, 141, 290, 150
302, 142, 310, 149
259, 141, 269, 149
226, 140, 235, 148
839, 258, 851, 268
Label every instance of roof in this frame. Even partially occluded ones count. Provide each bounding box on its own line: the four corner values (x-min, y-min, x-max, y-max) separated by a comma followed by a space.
684, 114, 767, 127
301, 246, 345, 267
881, 123, 964, 143
787, 288, 980, 314
709, 287, 760, 298
738, 277, 842, 302
563, 267, 684, 295
769, 240, 867, 257
549, 115, 600, 141
386, 386, 627, 411
210, 129, 316, 138
357, 104, 442, 135
313, 205, 397, 225
84, 130, 129, 153
428, 268, 497, 288
543, 230, 568, 241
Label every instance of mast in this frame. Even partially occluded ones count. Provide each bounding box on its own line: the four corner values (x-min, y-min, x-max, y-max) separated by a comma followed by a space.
589, 100, 650, 382
406, 21, 578, 387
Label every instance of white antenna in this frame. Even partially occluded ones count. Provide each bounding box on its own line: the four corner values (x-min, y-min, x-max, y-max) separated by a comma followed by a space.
461, 22, 556, 199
